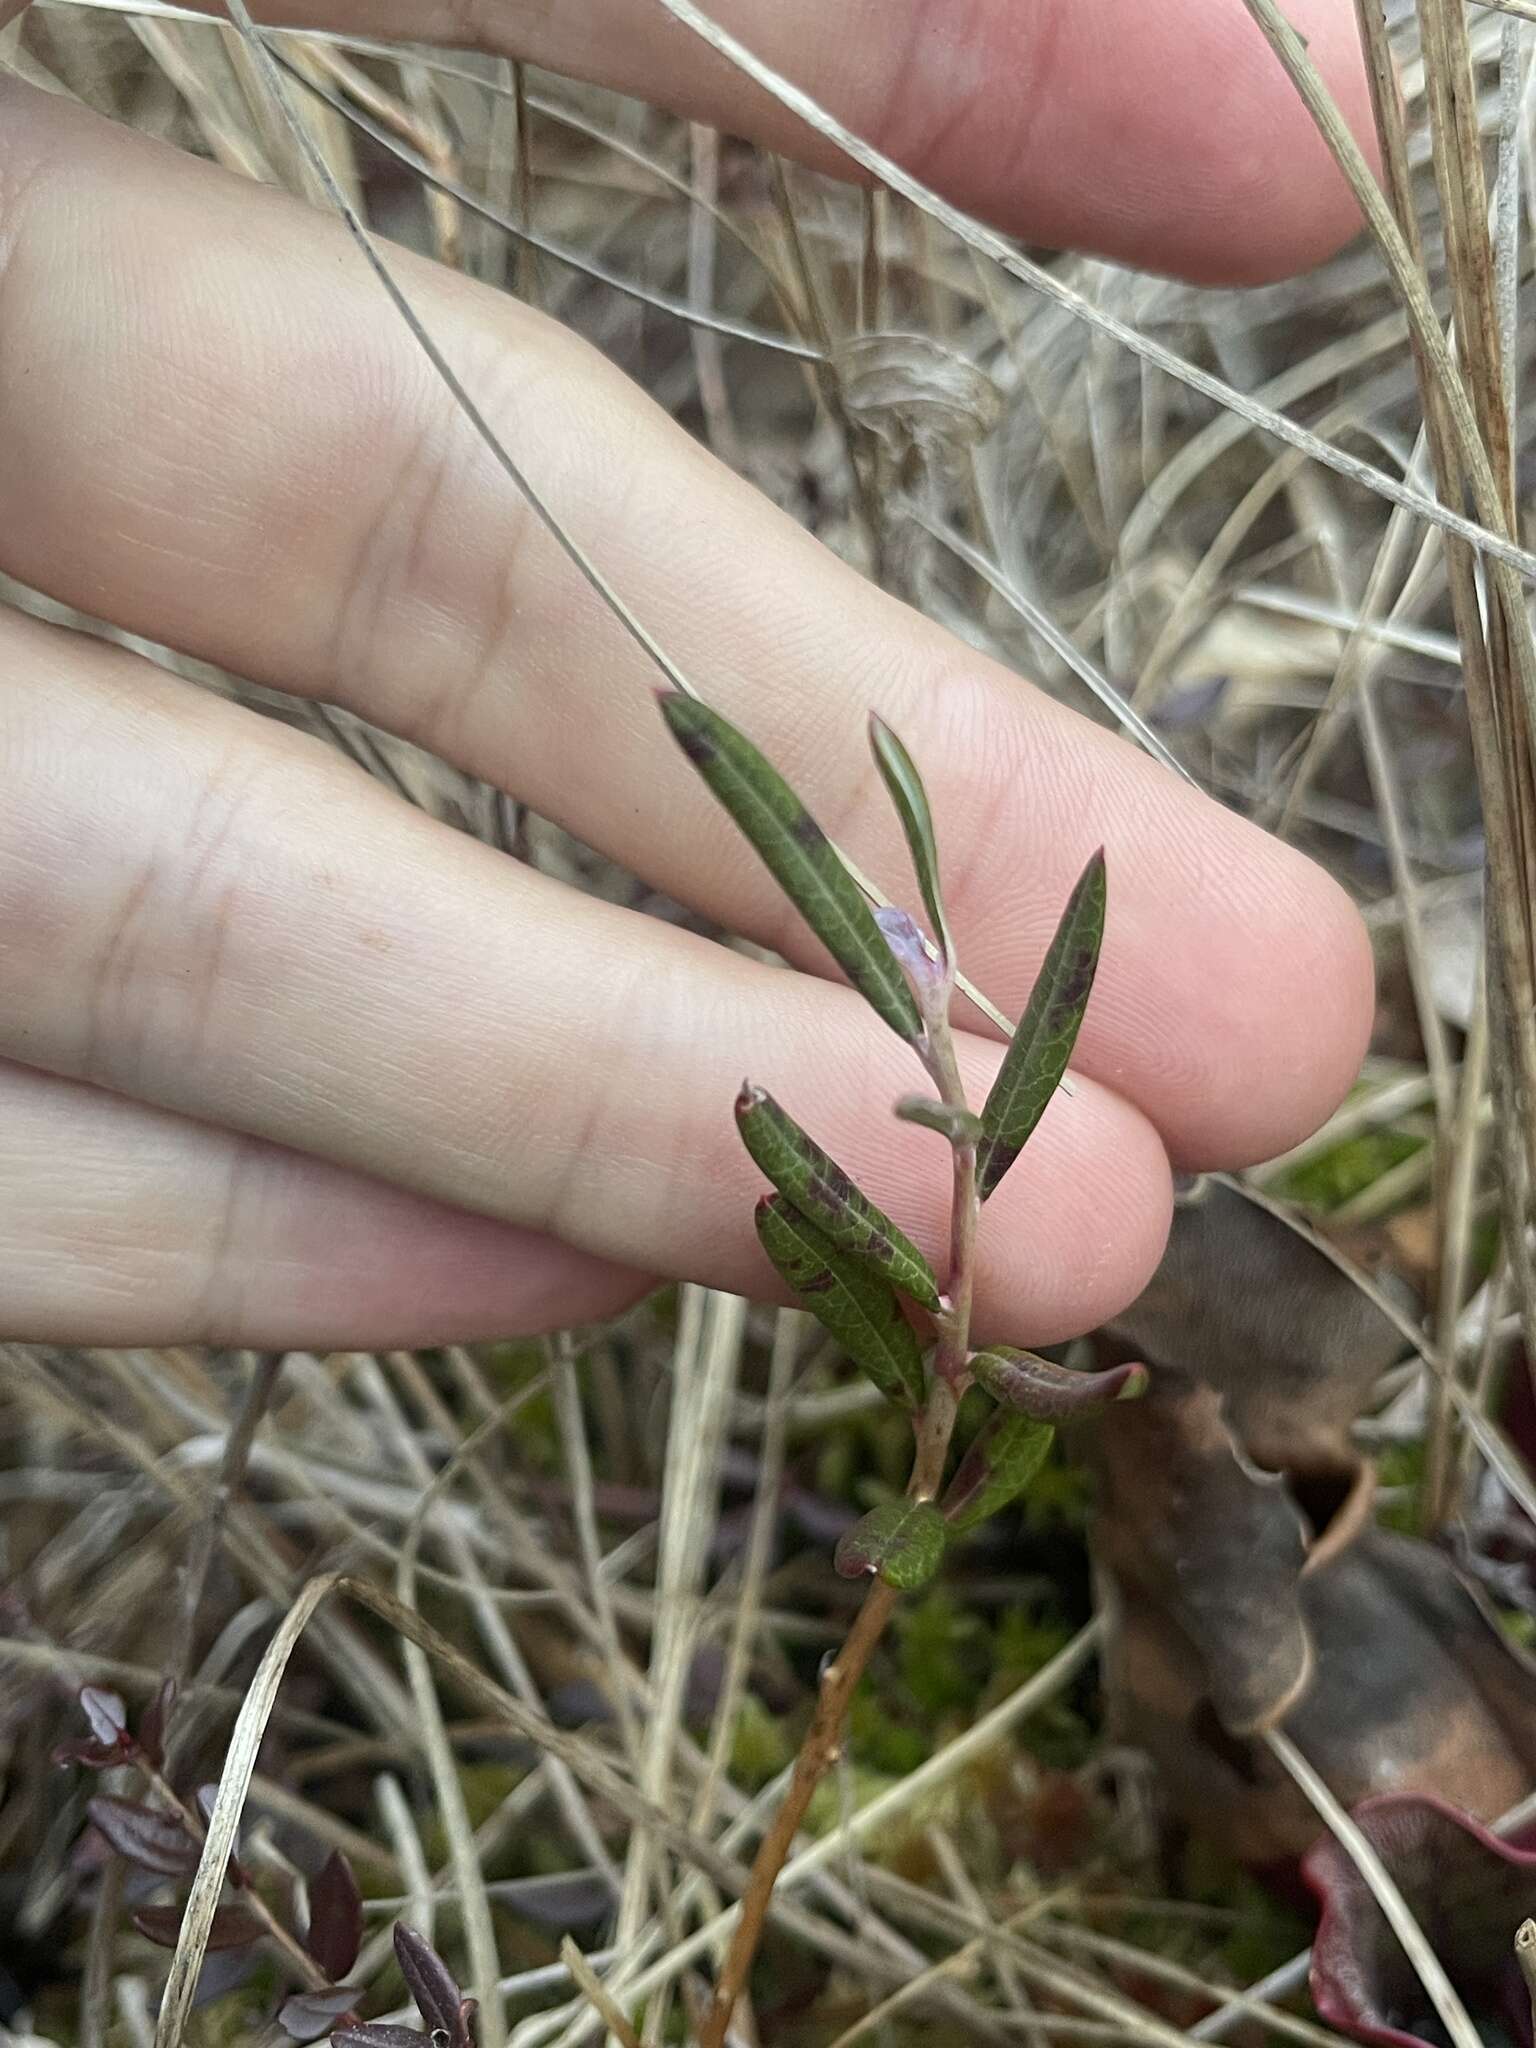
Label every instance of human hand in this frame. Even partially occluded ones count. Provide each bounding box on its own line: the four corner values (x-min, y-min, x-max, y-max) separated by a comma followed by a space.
0, 0, 1376, 1347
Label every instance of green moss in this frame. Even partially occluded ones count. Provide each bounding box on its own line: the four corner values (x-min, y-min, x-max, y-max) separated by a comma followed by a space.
482, 1340, 558, 1465
1376, 1438, 1427, 1533
1271, 1126, 1426, 1213
731, 1692, 796, 1790
895, 1590, 988, 1719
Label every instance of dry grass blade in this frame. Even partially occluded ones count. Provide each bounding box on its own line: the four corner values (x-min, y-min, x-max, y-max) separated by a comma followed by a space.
153, 1572, 337, 2048
651, 0, 1536, 578
1265, 1729, 1486, 2048
560, 1938, 643, 2048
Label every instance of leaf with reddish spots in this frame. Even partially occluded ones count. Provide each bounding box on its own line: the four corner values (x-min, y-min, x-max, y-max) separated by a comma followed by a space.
942, 1408, 1054, 1531
834, 1499, 948, 1590
658, 692, 923, 1045
736, 1082, 940, 1309
755, 1194, 927, 1409
971, 1346, 1148, 1421
978, 850, 1105, 1201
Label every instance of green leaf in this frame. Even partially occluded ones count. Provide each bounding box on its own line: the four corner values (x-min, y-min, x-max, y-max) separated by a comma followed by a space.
659, 693, 923, 1044
755, 1195, 927, 1409
736, 1085, 941, 1310
868, 714, 952, 964
971, 1346, 1148, 1422
834, 1499, 948, 1590
894, 1095, 985, 1146
977, 850, 1106, 1202
942, 1408, 1054, 1531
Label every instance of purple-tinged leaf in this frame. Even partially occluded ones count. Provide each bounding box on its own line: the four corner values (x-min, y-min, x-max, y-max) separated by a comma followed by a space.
942, 1409, 1054, 1532
133, 1903, 262, 1951
88, 1795, 198, 1876
869, 714, 953, 966
736, 1083, 940, 1310
137, 1677, 177, 1768
53, 1736, 126, 1769
80, 1687, 129, 1747
55, 1686, 135, 1766
977, 850, 1105, 1201
971, 1346, 1148, 1422
330, 2028, 426, 2048
394, 1926, 467, 2044
755, 1195, 927, 1410
1305, 1793, 1536, 2048
279, 1986, 360, 2041
305, 1850, 363, 1980
894, 1095, 984, 1146
834, 1499, 948, 1591
658, 692, 923, 1045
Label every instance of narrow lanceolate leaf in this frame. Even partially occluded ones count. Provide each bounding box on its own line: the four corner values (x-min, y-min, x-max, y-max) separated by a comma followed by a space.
755, 1195, 927, 1409
394, 1925, 469, 2047
971, 1346, 1148, 1422
659, 692, 923, 1043
834, 1499, 948, 1590
942, 1409, 1054, 1531
869, 713, 953, 963
894, 1095, 985, 1146
736, 1083, 941, 1310
977, 850, 1106, 1202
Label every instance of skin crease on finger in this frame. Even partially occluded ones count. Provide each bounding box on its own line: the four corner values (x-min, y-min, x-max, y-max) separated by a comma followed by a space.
0, 82, 1375, 1179
233, 0, 1377, 284
0, 1064, 651, 1347
1, 619, 1174, 1345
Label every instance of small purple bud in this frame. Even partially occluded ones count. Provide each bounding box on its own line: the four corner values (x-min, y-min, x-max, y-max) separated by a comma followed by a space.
875, 906, 945, 995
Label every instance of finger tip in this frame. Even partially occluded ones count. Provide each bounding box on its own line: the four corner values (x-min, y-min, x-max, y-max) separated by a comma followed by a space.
1172, 843, 1376, 1170
874, 0, 1380, 286
1177, 0, 1382, 286
972, 1083, 1174, 1346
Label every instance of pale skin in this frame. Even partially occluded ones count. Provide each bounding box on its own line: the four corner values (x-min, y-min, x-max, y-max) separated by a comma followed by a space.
0, 0, 1381, 1349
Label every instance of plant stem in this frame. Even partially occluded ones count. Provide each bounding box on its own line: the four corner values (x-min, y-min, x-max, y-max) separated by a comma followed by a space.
700, 998, 978, 2046
140, 1761, 328, 1991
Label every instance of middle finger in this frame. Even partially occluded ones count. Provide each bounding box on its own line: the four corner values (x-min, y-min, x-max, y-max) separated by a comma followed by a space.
0, 80, 1372, 1169
3, 610, 1172, 1342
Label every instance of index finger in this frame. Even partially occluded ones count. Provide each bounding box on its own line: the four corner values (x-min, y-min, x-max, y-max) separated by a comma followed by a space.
241, 0, 1375, 284
0, 83, 1375, 1171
